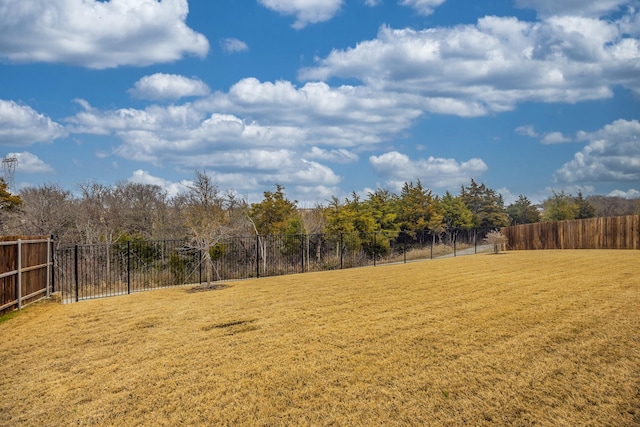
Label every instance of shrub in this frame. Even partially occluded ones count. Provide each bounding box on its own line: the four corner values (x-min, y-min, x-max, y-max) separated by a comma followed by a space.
484, 230, 508, 253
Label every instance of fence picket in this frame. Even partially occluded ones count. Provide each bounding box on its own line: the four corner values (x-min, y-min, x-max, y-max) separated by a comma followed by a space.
0, 236, 53, 315
53, 229, 492, 304
502, 215, 640, 250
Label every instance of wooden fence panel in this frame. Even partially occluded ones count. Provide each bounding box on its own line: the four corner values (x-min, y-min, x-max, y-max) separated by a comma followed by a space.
502, 215, 640, 250
0, 236, 52, 316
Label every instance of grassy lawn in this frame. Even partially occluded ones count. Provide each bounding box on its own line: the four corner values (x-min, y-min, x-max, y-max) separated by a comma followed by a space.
1, 250, 639, 426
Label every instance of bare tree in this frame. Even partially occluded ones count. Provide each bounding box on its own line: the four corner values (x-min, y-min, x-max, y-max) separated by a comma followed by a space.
75, 182, 122, 245
113, 182, 172, 240
301, 204, 326, 264
15, 184, 77, 246
183, 171, 246, 286
587, 195, 639, 217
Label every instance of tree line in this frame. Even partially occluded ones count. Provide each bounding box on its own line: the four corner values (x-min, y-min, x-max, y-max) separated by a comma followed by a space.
1, 173, 639, 250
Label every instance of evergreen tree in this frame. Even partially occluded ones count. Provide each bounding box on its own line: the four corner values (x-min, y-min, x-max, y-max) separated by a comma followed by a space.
397, 180, 438, 238
0, 177, 23, 232
248, 184, 299, 235
324, 196, 356, 236
323, 194, 365, 256
0, 177, 22, 211
460, 179, 509, 228
440, 191, 474, 242
574, 191, 596, 219
364, 188, 399, 233
506, 194, 541, 225
541, 191, 578, 221
248, 184, 299, 274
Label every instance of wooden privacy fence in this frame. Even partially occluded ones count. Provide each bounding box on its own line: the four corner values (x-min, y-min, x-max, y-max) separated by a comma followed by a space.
502, 215, 640, 250
0, 236, 53, 315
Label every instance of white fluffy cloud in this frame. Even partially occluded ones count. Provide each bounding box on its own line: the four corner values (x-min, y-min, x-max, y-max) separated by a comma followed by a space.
205, 78, 424, 144
515, 0, 629, 18
221, 38, 249, 54
5, 151, 54, 174
128, 170, 191, 198
608, 188, 640, 198
300, 12, 640, 116
66, 95, 348, 195
296, 159, 341, 185
0, 100, 67, 146
399, 0, 446, 15
0, 0, 209, 68
258, 0, 343, 29
369, 151, 488, 190
541, 132, 572, 144
516, 125, 573, 144
554, 119, 640, 184
306, 147, 359, 163
515, 125, 539, 137
129, 74, 210, 101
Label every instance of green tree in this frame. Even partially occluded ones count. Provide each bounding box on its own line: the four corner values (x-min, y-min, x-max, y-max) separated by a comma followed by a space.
324, 196, 356, 236
248, 184, 299, 235
0, 178, 22, 232
542, 191, 578, 222
426, 202, 445, 245
360, 189, 399, 257
363, 188, 399, 233
506, 194, 541, 225
440, 191, 474, 242
248, 184, 299, 272
574, 191, 596, 219
0, 177, 22, 211
324, 192, 384, 258
397, 180, 438, 241
460, 179, 509, 228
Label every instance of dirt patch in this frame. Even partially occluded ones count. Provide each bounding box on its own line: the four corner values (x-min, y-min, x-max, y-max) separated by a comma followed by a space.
201, 319, 259, 335
186, 283, 230, 293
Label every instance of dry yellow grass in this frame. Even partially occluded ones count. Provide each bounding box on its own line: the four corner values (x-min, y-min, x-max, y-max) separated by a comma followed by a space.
1, 250, 639, 426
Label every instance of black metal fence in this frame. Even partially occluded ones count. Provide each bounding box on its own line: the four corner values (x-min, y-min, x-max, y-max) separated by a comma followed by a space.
55, 228, 492, 304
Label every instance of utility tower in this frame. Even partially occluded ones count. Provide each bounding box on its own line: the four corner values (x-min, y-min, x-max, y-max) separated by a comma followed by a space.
2, 156, 17, 193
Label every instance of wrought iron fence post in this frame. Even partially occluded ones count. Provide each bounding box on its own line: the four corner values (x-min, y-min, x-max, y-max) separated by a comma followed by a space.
340, 233, 343, 270
74, 244, 79, 303
453, 233, 457, 257
474, 228, 477, 254
300, 234, 305, 273
127, 241, 131, 294
404, 232, 407, 264
430, 235, 433, 259
373, 232, 377, 267
256, 235, 260, 278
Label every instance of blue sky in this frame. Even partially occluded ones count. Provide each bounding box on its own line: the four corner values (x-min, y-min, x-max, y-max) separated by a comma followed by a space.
1, 0, 639, 206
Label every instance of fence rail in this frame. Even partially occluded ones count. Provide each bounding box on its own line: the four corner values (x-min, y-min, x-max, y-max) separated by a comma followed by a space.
502, 215, 640, 250
55, 229, 491, 304
0, 236, 53, 315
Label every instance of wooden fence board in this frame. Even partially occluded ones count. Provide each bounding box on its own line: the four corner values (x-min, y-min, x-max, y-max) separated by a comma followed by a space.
0, 236, 52, 315
502, 215, 640, 250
